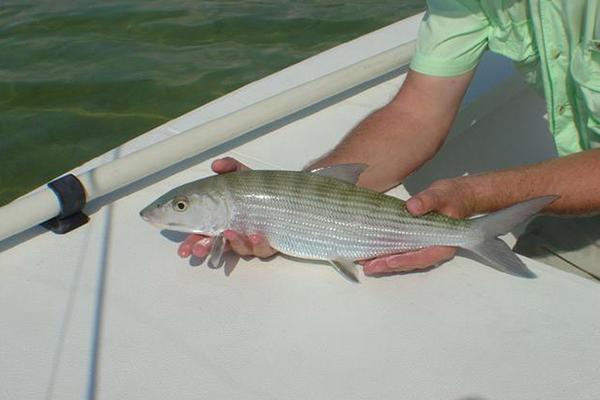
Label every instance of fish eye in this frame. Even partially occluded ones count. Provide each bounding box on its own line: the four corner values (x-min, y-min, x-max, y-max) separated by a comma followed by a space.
172, 196, 189, 212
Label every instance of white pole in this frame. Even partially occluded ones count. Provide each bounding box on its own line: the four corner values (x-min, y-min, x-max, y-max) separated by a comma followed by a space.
0, 41, 415, 242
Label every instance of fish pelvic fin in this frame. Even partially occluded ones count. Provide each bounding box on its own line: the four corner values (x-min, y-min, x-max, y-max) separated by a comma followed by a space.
328, 257, 360, 283
208, 233, 227, 268
464, 195, 559, 278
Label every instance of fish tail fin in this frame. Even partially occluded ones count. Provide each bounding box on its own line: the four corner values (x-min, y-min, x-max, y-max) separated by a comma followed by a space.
464, 195, 559, 278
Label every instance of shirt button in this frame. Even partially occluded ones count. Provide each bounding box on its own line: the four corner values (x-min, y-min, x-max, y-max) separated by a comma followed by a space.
557, 104, 568, 115
551, 48, 561, 59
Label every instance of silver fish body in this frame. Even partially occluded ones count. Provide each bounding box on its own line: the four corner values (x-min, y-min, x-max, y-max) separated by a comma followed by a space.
141, 167, 557, 280
220, 171, 478, 261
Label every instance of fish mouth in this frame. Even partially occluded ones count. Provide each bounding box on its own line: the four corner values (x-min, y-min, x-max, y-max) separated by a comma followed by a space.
139, 214, 189, 232
139, 211, 167, 228
139, 211, 163, 226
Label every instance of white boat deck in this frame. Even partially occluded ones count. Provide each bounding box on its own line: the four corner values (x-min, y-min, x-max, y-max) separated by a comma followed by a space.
1, 14, 599, 400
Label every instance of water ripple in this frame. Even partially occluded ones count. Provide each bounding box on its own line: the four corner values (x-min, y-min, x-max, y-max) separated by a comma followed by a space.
0, 0, 425, 205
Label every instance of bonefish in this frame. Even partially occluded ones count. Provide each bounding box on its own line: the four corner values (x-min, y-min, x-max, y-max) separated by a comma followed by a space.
140, 164, 557, 282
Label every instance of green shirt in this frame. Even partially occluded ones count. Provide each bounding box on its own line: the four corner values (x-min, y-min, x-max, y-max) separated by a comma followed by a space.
410, 0, 600, 156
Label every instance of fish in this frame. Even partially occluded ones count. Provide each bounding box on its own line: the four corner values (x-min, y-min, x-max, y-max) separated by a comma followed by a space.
140, 164, 557, 282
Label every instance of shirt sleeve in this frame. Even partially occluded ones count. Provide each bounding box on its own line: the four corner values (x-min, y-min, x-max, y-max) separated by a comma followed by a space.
410, 0, 490, 76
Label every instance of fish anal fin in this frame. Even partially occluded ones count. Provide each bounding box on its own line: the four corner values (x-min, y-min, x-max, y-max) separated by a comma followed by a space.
328, 257, 360, 283
309, 164, 368, 185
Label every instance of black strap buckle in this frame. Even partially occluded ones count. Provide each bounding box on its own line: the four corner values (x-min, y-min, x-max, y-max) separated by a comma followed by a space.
41, 174, 89, 234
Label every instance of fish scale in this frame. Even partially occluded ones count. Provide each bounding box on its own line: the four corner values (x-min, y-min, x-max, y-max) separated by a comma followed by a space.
221, 170, 477, 260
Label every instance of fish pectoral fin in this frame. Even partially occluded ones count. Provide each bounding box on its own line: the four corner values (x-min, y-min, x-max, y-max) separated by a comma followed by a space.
309, 164, 368, 185
328, 257, 360, 283
208, 233, 227, 268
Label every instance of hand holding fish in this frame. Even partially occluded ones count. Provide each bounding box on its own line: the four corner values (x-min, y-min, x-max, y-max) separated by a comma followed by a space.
362, 178, 475, 275
177, 157, 277, 259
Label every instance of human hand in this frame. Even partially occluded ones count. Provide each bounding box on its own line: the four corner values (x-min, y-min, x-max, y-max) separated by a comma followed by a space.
362, 178, 476, 275
177, 157, 277, 259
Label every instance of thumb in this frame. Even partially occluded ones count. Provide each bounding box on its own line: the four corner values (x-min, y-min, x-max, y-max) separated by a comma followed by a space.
212, 157, 249, 174
406, 190, 442, 216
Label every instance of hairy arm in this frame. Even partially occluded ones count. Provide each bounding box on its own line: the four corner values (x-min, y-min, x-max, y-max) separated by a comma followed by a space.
308, 69, 475, 191
448, 149, 600, 215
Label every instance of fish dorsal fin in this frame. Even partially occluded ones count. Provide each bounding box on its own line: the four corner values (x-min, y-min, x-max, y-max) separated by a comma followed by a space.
328, 257, 360, 283
309, 164, 368, 185
208, 233, 227, 268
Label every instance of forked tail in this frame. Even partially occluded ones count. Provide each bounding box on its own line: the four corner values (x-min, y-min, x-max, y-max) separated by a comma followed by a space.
464, 195, 559, 278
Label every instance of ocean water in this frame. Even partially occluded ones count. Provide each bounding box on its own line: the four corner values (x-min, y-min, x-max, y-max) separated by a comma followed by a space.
0, 0, 425, 206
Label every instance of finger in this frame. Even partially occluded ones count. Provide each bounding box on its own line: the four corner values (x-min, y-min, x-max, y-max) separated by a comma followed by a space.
362, 258, 392, 275
211, 157, 249, 174
385, 246, 456, 271
223, 229, 254, 256
248, 234, 277, 258
406, 189, 443, 216
362, 246, 455, 275
191, 236, 215, 258
178, 234, 206, 258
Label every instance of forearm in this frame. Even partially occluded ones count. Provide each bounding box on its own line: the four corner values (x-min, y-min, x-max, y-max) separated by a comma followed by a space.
460, 149, 600, 215
309, 108, 445, 192
307, 69, 475, 192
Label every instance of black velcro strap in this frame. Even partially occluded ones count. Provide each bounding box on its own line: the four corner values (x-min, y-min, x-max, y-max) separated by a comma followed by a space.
41, 174, 89, 234
48, 174, 86, 217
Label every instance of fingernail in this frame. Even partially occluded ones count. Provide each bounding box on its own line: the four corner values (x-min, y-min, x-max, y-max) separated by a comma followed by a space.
192, 243, 209, 258
211, 159, 222, 171
407, 197, 423, 214
249, 234, 262, 245
178, 246, 191, 258
386, 255, 406, 266
198, 237, 212, 246
364, 259, 388, 274
223, 230, 238, 240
